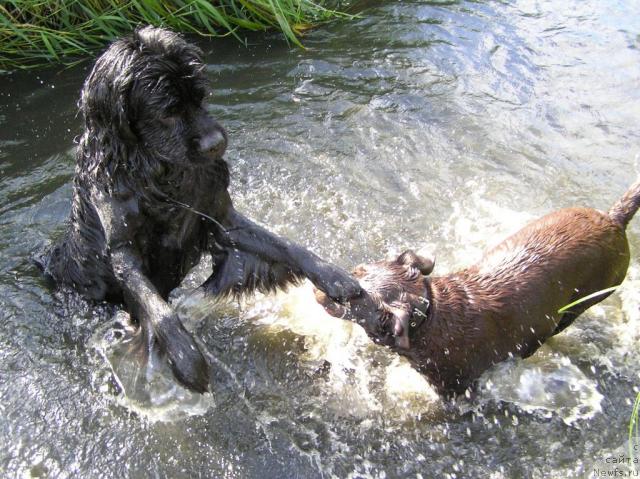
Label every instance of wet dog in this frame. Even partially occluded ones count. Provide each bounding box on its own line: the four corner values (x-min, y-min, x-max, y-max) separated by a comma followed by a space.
316, 179, 640, 394
39, 26, 361, 393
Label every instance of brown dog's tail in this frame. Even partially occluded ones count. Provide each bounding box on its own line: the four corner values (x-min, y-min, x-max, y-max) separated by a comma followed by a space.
609, 177, 640, 228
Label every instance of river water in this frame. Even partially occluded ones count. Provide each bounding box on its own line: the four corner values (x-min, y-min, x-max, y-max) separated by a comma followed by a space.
1, 1, 639, 477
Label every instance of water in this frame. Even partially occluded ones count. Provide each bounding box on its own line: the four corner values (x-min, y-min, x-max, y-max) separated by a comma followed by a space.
2, 0, 640, 477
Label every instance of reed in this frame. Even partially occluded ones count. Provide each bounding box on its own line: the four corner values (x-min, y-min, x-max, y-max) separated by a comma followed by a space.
0, 0, 352, 70
631, 391, 640, 462
556, 286, 620, 314
557, 288, 639, 464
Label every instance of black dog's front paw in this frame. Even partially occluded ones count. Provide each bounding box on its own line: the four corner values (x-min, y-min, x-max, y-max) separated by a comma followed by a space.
310, 263, 362, 303
155, 315, 210, 393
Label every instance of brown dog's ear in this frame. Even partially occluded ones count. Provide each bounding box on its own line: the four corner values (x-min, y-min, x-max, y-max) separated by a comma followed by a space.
397, 250, 435, 275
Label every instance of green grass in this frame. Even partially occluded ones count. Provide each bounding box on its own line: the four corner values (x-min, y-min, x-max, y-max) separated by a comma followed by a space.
631, 392, 640, 461
556, 288, 639, 464
0, 0, 353, 70
556, 286, 620, 314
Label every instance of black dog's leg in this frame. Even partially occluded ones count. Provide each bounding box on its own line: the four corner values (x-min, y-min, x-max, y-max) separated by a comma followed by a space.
95, 192, 209, 393
111, 248, 209, 392
217, 209, 361, 302
203, 247, 299, 297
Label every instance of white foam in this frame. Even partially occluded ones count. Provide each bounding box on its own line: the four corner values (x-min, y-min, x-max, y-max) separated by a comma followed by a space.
477, 348, 603, 425
246, 284, 442, 421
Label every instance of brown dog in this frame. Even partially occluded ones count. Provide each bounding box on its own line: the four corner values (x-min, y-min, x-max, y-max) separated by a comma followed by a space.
315, 179, 640, 394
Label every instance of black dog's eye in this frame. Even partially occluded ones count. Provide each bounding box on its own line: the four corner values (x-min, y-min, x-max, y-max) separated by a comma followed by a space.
159, 115, 179, 128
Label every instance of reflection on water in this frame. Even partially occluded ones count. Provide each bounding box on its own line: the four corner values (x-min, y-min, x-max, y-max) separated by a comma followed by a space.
1, 0, 640, 477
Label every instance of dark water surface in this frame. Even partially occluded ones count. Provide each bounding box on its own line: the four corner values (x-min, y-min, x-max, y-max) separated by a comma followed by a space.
1, 1, 640, 477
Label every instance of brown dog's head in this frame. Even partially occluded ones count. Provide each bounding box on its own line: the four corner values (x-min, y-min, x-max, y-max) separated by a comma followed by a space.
315, 250, 434, 350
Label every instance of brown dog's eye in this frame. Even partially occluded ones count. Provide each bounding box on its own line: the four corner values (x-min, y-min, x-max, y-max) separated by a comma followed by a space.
379, 310, 392, 328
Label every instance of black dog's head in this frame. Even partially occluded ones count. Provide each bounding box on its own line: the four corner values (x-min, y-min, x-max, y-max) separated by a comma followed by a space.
79, 26, 227, 183
315, 250, 434, 349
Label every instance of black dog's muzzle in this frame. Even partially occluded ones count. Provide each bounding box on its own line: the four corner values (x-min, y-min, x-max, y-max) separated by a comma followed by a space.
200, 128, 227, 159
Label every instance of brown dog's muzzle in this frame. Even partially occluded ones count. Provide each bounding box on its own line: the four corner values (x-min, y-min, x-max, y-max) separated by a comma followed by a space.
313, 249, 434, 350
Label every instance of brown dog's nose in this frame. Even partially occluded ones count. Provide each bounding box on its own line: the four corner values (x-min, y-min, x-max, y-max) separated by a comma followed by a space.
200, 129, 227, 159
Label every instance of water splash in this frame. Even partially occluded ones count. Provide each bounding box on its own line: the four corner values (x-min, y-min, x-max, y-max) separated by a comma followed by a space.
245, 284, 443, 422
443, 178, 535, 268
476, 349, 603, 425
88, 311, 215, 422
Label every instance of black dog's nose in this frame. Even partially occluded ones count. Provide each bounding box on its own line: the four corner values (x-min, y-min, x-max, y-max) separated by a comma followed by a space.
200, 129, 227, 159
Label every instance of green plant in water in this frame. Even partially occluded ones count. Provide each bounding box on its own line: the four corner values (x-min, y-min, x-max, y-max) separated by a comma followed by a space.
0, 0, 354, 70
556, 286, 620, 314
557, 288, 639, 466
631, 392, 640, 463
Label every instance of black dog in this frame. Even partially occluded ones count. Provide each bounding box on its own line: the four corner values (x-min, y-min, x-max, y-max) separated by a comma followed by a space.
316, 179, 640, 394
40, 26, 361, 393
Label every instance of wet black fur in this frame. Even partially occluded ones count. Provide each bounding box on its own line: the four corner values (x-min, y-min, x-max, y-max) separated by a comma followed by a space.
40, 26, 360, 393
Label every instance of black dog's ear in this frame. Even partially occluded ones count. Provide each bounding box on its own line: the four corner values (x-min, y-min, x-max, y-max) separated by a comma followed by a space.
79, 39, 138, 145
111, 72, 136, 144
397, 250, 435, 275
115, 100, 137, 144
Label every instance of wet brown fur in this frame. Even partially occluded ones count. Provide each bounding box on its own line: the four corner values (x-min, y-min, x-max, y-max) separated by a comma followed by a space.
316, 179, 640, 394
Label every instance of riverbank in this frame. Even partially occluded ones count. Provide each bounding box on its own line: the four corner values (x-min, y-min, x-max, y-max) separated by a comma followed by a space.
0, 0, 351, 70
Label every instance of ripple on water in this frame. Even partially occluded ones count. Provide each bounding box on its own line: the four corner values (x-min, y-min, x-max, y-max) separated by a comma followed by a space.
2, 0, 640, 476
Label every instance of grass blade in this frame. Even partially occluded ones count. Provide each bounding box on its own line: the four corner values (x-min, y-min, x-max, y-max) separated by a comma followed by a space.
557, 286, 620, 314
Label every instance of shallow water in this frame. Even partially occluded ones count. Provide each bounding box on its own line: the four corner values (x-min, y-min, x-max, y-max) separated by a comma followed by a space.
2, 0, 640, 477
